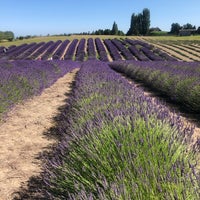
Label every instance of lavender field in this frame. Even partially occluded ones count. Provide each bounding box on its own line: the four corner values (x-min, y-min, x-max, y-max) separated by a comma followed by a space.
0, 38, 177, 62
1, 38, 200, 199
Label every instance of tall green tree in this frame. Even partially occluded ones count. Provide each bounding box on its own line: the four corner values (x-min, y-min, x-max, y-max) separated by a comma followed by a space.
127, 13, 135, 35
111, 21, 119, 35
126, 8, 150, 36
142, 8, 150, 35
138, 13, 143, 35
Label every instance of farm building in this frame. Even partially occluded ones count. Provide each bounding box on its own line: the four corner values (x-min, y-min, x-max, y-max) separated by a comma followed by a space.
179, 29, 196, 36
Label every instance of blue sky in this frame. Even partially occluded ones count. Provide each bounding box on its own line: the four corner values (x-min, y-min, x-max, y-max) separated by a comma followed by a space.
1, 0, 200, 36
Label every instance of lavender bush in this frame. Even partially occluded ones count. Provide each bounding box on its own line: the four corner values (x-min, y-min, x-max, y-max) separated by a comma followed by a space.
42, 60, 199, 199
0, 60, 80, 118
110, 61, 200, 113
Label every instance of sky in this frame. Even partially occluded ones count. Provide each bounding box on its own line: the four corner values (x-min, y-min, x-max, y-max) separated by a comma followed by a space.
0, 0, 200, 37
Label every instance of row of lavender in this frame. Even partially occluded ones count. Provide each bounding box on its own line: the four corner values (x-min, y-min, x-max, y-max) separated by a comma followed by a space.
0, 38, 177, 61
41, 61, 199, 199
0, 60, 79, 118
110, 61, 200, 113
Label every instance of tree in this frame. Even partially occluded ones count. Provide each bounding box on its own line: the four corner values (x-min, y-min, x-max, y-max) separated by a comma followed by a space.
132, 15, 139, 35
111, 21, 118, 35
142, 8, 150, 35
127, 13, 135, 35
5, 31, 15, 41
182, 23, 195, 29
126, 8, 151, 36
137, 13, 143, 35
196, 26, 200, 34
0, 31, 14, 41
170, 23, 181, 35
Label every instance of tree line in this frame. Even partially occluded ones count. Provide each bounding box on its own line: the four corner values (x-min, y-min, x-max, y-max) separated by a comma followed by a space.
170, 23, 200, 35
91, 8, 151, 36
0, 31, 14, 41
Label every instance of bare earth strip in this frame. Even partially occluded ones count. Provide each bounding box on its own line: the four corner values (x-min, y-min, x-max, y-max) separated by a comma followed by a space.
0, 68, 79, 200
153, 43, 193, 61
172, 44, 200, 61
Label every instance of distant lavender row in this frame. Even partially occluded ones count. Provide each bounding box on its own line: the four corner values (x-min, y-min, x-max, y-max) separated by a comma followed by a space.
75, 38, 86, 61
110, 61, 200, 112
0, 60, 80, 118
64, 39, 78, 60
42, 60, 199, 199
53, 39, 70, 60
41, 40, 62, 60
111, 38, 135, 60
104, 39, 122, 60
16, 42, 44, 60
31, 41, 54, 60
87, 38, 96, 60
125, 39, 177, 61
95, 38, 109, 61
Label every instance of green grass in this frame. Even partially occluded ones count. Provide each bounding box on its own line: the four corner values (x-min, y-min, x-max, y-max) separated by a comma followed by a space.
143, 35, 200, 45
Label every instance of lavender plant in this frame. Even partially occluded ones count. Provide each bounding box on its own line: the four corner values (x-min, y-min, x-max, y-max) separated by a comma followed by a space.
110, 61, 200, 113
0, 60, 80, 119
42, 60, 199, 199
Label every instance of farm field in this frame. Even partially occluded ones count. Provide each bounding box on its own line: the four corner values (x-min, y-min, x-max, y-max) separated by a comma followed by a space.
142, 35, 200, 61
0, 36, 200, 199
1, 36, 200, 62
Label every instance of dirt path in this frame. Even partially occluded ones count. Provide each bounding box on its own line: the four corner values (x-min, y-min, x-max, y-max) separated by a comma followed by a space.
0, 68, 79, 200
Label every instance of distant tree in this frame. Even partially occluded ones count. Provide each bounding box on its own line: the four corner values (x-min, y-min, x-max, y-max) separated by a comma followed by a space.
104, 29, 111, 35
0, 31, 3, 41
142, 8, 150, 35
118, 30, 125, 36
18, 36, 24, 40
196, 26, 200, 34
170, 23, 181, 35
0, 31, 14, 41
182, 23, 195, 29
111, 21, 118, 35
92, 22, 124, 36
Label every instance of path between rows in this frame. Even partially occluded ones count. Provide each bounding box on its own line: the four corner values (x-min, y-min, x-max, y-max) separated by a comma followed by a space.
0, 68, 79, 200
